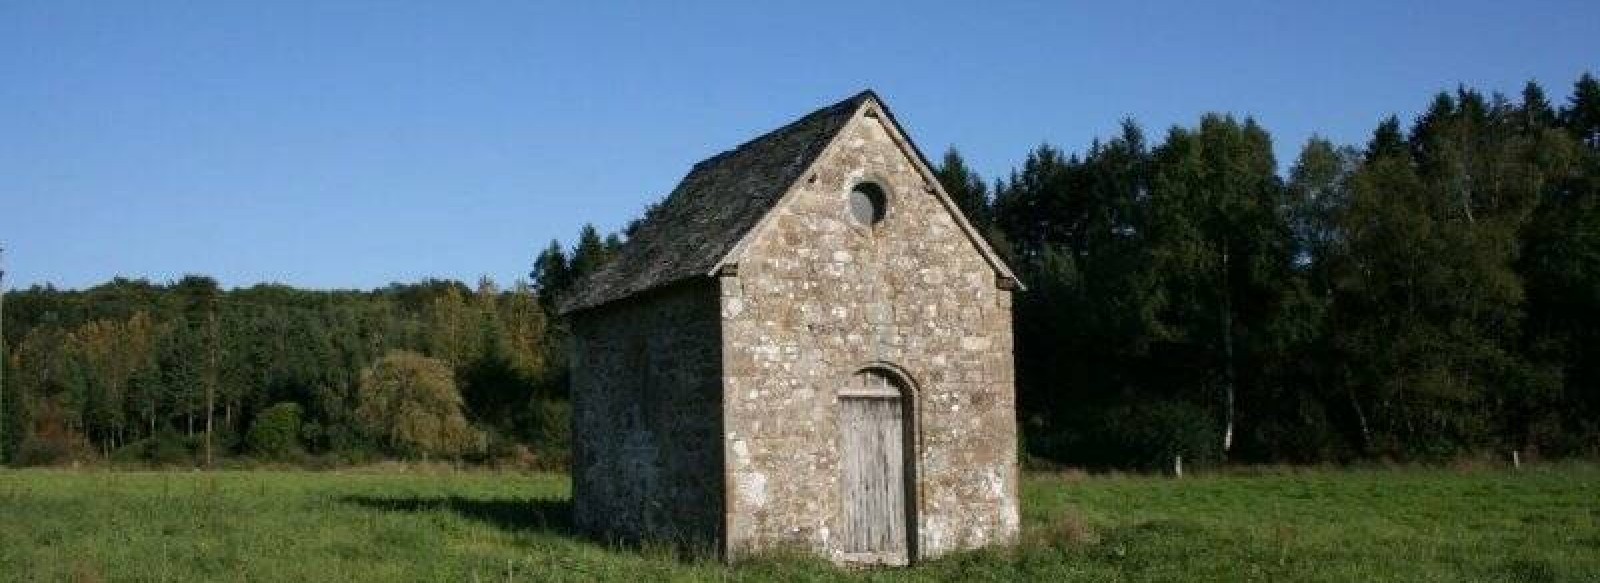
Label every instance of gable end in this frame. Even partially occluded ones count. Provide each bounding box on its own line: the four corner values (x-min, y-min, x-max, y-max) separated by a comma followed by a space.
710, 95, 1023, 290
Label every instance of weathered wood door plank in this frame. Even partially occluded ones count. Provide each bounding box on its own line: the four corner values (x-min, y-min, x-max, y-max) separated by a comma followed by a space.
839, 369, 908, 561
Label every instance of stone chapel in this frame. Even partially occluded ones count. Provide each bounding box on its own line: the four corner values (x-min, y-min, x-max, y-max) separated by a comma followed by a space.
559, 90, 1021, 565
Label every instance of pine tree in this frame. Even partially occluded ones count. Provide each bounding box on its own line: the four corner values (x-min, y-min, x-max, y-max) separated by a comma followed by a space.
991, 144, 1071, 265
1367, 115, 1408, 162
569, 224, 612, 280
934, 147, 992, 228
1520, 81, 1557, 131
530, 240, 570, 310
1561, 72, 1600, 150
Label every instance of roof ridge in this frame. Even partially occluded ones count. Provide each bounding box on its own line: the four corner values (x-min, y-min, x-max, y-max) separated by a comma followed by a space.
557, 90, 873, 315
690, 90, 875, 172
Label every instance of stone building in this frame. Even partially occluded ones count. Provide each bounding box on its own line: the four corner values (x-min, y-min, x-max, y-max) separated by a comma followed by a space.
558, 90, 1021, 565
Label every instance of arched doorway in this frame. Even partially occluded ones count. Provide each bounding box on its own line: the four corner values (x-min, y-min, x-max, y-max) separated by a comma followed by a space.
837, 367, 915, 563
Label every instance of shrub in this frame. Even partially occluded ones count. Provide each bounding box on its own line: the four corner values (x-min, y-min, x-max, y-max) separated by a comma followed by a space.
1036, 399, 1222, 471
247, 402, 304, 459
13, 409, 91, 466
110, 432, 193, 466
529, 397, 571, 458
356, 350, 480, 459
145, 428, 194, 465
15, 434, 76, 466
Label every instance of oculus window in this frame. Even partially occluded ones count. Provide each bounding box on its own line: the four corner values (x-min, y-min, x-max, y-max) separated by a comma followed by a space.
849, 182, 887, 226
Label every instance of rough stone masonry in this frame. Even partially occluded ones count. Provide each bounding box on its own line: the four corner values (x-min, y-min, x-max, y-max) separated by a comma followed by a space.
561, 90, 1020, 565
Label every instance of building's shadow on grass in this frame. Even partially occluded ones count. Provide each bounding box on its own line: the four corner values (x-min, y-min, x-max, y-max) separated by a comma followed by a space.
342, 495, 723, 563
341, 494, 575, 536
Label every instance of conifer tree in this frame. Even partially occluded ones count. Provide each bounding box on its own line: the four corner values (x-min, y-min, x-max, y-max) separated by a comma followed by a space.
530, 240, 570, 310
569, 224, 612, 280
1561, 72, 1600, 149
1367, 115, 1408, 162
1520, 81, 1557, 131
934, 147, 992, 228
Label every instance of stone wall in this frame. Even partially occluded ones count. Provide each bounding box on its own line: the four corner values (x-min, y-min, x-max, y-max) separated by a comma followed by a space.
719, 108, 1020, 561
570, 282, 725, 546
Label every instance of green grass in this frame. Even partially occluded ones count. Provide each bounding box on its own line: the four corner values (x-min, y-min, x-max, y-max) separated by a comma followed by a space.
1, 465, 1597, 582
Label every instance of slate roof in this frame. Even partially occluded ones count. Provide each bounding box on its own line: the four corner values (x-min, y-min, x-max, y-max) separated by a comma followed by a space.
558, 90, 876, 314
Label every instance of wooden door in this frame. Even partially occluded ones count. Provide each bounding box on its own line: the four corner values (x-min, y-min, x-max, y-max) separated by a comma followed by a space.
839, 370, 910, 561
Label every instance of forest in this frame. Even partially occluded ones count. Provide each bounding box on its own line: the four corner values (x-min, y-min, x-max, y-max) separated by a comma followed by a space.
2, 73, 1597, 469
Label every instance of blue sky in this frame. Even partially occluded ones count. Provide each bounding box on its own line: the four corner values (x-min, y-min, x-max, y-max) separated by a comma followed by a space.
2, 1, 1595, 290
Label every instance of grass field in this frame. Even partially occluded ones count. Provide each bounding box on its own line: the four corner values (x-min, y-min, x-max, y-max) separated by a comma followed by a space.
1, 465, 1597, 582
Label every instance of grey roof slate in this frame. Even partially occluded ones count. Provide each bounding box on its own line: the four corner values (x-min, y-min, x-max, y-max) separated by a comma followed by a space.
558, 90, 875, 314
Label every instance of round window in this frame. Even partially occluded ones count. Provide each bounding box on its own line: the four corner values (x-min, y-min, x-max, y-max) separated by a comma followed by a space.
848, 182, 887, 226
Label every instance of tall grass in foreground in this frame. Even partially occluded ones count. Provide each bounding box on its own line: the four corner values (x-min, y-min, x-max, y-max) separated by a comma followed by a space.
1, 465, 1596, 582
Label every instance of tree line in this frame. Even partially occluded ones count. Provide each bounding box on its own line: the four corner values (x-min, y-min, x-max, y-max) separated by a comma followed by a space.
937, 72, 1600, 467
0, 226, 610, 467
2, 73, 1597, 468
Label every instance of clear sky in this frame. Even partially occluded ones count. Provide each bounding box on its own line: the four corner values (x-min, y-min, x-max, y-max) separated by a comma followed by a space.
2, 1, 1595, 290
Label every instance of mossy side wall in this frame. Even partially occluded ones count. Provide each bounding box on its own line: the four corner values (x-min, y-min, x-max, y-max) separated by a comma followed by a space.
570, 282, 725, 546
